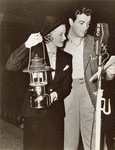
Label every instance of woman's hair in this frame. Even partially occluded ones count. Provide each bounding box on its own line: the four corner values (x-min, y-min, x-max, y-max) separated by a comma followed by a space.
44, 23, 66, 44
44, 33, 53, 44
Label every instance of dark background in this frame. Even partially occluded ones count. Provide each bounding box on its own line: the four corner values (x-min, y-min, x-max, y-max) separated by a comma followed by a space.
0, 0, 115, 126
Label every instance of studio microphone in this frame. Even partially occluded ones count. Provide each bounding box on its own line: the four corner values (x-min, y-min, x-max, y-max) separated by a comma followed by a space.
90, 23, 109, 82
94, 23, 109, 55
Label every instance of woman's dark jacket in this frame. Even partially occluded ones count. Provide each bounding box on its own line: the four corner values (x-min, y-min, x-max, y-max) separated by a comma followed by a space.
5, 43, 73, 119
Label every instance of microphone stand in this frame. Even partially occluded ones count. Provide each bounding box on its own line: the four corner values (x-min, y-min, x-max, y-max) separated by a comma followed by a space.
95, 53, 103, 150
95, 41, 111, 150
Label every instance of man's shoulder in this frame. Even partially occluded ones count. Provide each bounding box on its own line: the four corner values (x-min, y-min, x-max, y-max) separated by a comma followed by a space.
85, 34, 94, 41
84, 34, 95, 46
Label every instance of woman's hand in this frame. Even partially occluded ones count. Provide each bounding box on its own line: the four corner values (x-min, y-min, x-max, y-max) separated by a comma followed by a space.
25, 32, 43, 48
50, 92, 58, 105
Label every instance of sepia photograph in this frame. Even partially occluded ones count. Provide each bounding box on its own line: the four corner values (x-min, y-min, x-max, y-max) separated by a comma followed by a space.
0, 0, 115, 150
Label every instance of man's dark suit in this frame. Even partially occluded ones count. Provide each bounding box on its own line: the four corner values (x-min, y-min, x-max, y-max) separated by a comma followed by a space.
5, 42, 72, 150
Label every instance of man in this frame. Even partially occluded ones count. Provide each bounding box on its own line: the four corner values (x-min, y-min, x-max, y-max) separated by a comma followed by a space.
5, 15, 72, 150
64, 6, 115, 150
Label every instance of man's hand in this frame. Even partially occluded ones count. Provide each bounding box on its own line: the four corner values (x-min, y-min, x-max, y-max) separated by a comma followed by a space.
25, 32, 43, 48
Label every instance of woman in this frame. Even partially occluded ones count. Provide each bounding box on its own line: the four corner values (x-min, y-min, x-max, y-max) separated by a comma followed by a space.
5, 15, 72, 150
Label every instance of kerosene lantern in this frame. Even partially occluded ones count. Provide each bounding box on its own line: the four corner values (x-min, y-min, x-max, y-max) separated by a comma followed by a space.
23, 53, 52, 109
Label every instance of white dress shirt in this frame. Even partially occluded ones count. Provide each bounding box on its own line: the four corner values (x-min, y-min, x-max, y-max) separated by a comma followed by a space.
64, 33, 84, 79
47, 46, 58, 101
47, 46, 57, 79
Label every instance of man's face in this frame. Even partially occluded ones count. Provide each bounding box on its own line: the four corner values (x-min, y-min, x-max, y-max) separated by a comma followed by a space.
70, 13, 91, 38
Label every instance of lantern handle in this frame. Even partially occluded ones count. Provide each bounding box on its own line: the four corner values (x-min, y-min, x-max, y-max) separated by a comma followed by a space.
42, 42, 46, 60
28, 47, 32, 72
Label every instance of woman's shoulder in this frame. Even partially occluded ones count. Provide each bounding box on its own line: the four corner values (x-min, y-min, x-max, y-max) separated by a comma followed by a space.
58, 47, 72, 58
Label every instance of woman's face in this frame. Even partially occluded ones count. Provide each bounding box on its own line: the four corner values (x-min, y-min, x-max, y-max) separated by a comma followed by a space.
51, 24, 66, 47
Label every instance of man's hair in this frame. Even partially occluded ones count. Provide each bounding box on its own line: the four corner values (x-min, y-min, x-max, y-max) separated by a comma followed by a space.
70, 6, 92, 21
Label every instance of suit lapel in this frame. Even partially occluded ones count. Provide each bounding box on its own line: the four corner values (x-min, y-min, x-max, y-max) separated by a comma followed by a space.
53, 48, 65, 83
83, 35, 93, 72
43, 43, 50, 66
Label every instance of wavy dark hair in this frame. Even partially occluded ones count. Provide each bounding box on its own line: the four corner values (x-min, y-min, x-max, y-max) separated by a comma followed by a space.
70, 5, 92, 21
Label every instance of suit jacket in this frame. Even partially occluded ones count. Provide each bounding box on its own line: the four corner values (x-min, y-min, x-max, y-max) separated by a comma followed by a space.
5, 43, 72, 118
83, 34, 98, 107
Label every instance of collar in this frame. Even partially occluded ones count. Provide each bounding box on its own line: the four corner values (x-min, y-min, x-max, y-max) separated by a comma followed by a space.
46, 46, 57, 55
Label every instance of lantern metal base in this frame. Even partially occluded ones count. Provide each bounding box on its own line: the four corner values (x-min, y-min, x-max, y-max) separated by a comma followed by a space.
30, 94, 51, 109
30, 105, 49, 109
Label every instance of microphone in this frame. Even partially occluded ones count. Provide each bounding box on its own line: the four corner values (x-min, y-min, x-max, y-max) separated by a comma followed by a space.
94, 23, 109, 55
90, 23, 109, 82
